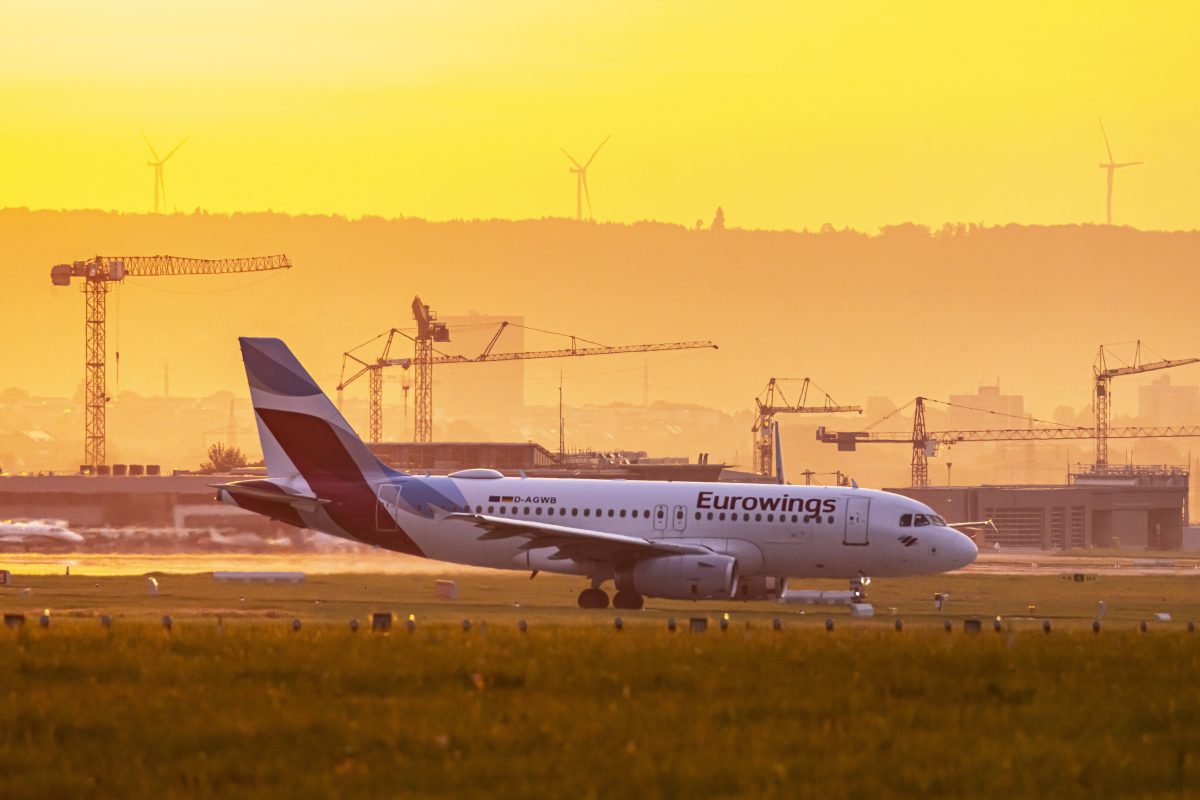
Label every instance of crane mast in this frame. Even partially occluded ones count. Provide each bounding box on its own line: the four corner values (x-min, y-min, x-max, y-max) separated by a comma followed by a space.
50, 254, 293, 469
1094, 341, 1199, 469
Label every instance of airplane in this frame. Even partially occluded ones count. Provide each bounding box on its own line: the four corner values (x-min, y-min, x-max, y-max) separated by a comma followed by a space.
0, 519, 85, 550
217, 338, 977, 609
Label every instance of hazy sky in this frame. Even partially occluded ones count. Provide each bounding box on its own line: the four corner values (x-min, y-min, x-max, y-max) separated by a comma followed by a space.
3, 1, 1198, 230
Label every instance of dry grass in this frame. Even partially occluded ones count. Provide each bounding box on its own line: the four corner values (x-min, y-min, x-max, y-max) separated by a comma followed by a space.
1, 571, 1199, 798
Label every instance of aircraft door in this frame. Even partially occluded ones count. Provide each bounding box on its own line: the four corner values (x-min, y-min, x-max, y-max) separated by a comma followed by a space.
843, 497, 869, 545
653, 504, 668, 532
376, 484, 400, 530
671, 505, 688, 534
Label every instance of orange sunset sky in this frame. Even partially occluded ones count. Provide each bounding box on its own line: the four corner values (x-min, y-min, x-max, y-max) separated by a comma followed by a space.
2, 1, 1199, 230
6, 0, 1200, 479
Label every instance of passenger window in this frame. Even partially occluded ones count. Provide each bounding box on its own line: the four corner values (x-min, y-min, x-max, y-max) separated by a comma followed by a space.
900, 514, 912, 527
755, 513, 762, 522
791, 514, 798, 523
767, 514, 774, 522
535, 507, 542, 515
719, 512, 726, 521
644, 510, 650, 518
608, 509, 614, 517
523, 507, 530, 515
707, 512, 713, 520
620, 509, 627, 518
914, 514, 930, 527
499, 506, 506, 514
827, 516, 834, 523
743, 513, 750, 522
572, 508, 578, 516
584, 509, 591, 517
487, 505, 494, 513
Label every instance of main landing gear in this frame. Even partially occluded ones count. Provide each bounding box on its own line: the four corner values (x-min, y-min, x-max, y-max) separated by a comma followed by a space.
578, 588, 610, 609
578, 586, 646, 610
579, 579, 645, 610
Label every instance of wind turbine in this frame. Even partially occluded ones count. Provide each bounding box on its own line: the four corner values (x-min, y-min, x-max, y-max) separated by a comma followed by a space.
142, 133, 188, 214
560, 135, 610, 220
1098, 119, 1141, 226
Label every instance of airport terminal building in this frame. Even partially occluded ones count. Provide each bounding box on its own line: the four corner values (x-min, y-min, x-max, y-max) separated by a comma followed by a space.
893, 466, 1189, 550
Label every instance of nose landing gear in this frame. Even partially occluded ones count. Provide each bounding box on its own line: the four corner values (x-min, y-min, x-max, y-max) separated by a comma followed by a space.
850, 576, 871, 602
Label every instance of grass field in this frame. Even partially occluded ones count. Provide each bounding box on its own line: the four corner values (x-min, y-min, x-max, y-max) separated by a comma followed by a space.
2, 570, 1199, 798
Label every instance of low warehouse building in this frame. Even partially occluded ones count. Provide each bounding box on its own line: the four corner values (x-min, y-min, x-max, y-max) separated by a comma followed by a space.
891, 467, 1188, 550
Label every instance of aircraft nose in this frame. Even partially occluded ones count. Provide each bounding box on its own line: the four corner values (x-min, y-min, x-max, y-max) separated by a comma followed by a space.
946, 529, 978, 569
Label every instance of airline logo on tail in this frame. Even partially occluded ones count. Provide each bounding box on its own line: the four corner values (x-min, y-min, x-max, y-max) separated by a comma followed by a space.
224, 337, 424, 556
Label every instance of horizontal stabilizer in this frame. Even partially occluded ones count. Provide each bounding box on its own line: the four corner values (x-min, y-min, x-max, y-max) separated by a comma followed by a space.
213, 483, 331, 514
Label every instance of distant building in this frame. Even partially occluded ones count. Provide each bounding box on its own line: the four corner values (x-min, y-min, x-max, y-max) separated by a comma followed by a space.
1138, 374, 1200, 426
895, 466, 1188, 550
944, 384, 1025, 430
367, 441, 726, 482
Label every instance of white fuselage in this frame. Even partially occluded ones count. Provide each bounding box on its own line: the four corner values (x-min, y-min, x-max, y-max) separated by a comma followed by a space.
363, 474, 977, 580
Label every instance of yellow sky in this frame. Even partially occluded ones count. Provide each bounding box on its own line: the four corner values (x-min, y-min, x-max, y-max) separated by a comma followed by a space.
2, 1, 1198, 229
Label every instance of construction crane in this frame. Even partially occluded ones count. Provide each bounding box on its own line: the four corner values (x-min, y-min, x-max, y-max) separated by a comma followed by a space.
1093, 341, 1199, 469
817, 396, 1200, 487
338, 295, 718, 443
751, 377, 862, 479
50, 254, 293, 469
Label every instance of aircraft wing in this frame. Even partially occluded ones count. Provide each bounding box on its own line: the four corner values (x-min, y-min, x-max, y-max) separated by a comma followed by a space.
446, 512, 713, 564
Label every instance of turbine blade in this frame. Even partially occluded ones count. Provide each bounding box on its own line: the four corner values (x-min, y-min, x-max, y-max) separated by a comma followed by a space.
560, 148, 582, 168
1114, 161, 1143, 168
582, 174, 592, 218
583, 134, 611, 169
142, 132, 160, 162
162, 136, 189, 163
1098, 118, 1114, 163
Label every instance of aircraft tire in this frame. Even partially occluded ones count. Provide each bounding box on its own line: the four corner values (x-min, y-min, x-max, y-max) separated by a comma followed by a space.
612, 590, 644, 610
578, 588, 610, 609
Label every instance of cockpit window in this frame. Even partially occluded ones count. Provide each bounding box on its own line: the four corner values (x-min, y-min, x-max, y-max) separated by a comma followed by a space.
899, 513, 913, 527
913, 514, 930, 527
931, 514, 947, 526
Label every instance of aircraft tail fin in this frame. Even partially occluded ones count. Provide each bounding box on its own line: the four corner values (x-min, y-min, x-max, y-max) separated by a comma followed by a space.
237, 337, 401, 483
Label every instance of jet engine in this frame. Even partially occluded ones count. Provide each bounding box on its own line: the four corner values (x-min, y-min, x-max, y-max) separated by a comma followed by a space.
617, 554, 738, 600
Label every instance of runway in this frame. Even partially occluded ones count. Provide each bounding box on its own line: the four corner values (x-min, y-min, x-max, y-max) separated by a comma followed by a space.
2, 549, 1198, 577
